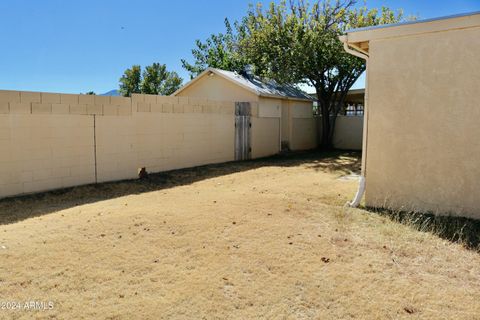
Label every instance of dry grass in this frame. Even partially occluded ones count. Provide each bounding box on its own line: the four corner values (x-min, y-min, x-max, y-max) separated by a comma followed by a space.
0, 152, 479, 319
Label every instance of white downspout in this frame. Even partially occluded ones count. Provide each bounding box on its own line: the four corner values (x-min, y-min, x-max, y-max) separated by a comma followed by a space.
339, 35, 369, 208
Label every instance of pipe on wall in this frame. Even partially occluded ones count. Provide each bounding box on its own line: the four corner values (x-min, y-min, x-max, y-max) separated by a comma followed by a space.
339, 35, 369, 208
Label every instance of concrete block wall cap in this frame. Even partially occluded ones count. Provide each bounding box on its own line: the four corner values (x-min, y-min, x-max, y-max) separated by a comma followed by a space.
131, 94, 145, 103
79, 95, 95, 105
157, 96, 179, 105
41, 93, 61, 104
94, 96, 111, 105
60, 94, 79, 105
144, 94, 157, 104
0, 102, 9, 113
0, 90, 21, 103
111, 96, 131, 107
20, 91, 41, 103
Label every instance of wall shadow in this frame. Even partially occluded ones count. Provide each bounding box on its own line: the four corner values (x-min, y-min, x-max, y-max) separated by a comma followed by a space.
368, 207, 480, 252
0, 150, 360, 226
2, 149, 479, 253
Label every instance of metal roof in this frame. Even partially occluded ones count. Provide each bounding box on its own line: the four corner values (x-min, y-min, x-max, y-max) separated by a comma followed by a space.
212, 68, 314, 101
345, 10, 480, 34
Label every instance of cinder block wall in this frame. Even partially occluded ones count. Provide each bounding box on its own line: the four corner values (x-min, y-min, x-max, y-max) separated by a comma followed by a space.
316, 116, 363, 150
290, 101, 317, 151
0, 90, 237, 198
333, 116, 363, 150
0, 90, 318, 198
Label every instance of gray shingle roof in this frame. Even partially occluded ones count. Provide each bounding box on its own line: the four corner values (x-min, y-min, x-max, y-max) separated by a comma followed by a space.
211, 68, 314, 101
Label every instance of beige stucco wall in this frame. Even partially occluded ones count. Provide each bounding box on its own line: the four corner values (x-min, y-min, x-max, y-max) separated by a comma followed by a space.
175, 73, 259, 102
364, 25, 480, 218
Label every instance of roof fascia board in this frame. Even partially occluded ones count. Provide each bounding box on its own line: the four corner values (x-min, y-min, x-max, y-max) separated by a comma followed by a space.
345, 13, 480, 43
172, 68, 212, 96
259, 93, 314, 102
173, 68, 260, 97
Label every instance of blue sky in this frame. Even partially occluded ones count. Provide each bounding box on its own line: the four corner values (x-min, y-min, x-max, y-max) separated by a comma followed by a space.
0, 0, 479, 94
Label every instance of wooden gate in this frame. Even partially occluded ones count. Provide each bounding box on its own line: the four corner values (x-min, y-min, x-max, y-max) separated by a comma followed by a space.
235, 102, 251, 161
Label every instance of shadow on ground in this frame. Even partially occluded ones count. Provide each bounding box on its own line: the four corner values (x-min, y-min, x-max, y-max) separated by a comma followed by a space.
0, 150, 360, 225
368, 207, 480, 252
3, 149, 477, 253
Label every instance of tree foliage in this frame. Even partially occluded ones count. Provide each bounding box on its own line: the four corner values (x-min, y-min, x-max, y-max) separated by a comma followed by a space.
119, 63, 183, 97
141, 63, 183, 95
240, 0, 403, 147
119, 65, 141, 97
182, 0, 404, 148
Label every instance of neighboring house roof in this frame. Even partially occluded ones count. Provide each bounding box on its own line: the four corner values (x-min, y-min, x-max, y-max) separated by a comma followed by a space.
309, 89, 365, 104
173, 67, 314, 101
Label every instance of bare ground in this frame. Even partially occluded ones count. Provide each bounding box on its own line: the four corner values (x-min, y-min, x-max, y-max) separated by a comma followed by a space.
0, 152, 479, 319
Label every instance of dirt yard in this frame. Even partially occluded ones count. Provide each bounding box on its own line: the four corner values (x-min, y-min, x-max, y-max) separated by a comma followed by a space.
0, 152, 479, 319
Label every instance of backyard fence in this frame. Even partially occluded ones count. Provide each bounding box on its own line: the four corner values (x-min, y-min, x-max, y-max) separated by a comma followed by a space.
316, 115, 364, 150
0, 90, 287, 198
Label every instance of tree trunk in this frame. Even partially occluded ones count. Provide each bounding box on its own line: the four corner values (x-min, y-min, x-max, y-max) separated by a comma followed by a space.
318, 90, 333, 150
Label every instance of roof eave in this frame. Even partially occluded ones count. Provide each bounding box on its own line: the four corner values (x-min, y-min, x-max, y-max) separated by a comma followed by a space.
259, 93, 314, 102
171, 68, 213, 96
342, 11, 480, 43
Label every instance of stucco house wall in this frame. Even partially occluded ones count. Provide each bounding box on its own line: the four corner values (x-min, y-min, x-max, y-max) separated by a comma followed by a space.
342, 12, 480, 218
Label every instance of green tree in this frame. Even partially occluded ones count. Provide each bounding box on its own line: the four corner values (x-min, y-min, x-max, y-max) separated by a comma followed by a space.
141, 63, 183, 95
119, 65, 141, 97
120, 63, 183, 97
181, 19, 248, 79
240, 1, 403, 148
85, 91, 96, 95
160, 71, 183, 95
182, 1, 404, 148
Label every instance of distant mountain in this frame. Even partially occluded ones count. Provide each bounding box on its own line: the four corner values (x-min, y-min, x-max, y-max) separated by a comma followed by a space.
100, 89, 120, 96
